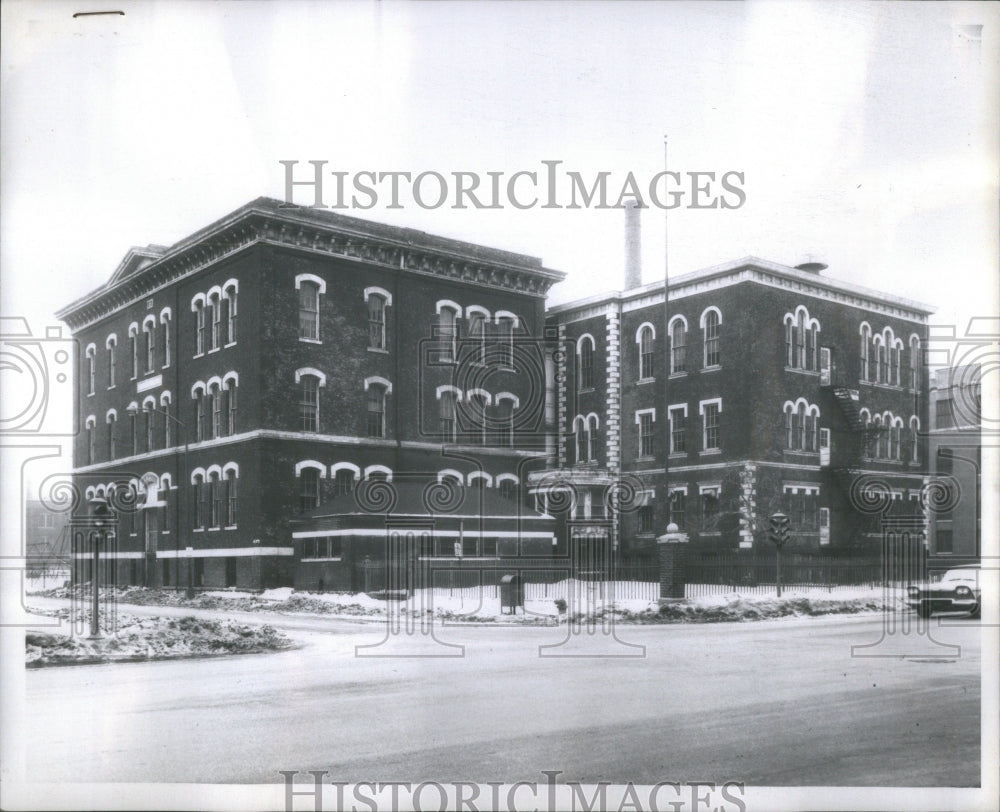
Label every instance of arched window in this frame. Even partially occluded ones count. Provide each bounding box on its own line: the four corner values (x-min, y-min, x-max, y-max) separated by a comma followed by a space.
367, 293, 386, 350
437, 304, 458, 362
194, 300, 207, 356
890, 418, 902, 461
142, 319, 155, 373
439, 389, 457, 442
225, 378, 237, 435
466, 308, 488, 364
300, 374, 320, 432
367, 383, 387, 438
669, 317, 687, 374
208, 293, 222, 351
144, 400, 156, 452
298, 466, 321, 511
495, 313, 516, 368
577, 335, 595, 390
209, 471, 221, 528
860, 324, 871, 382
909, 336, 920, 390
499, 478, 517, 500
587, 414, 599, 462
160, 311, 172, 368
909, 416, 920, 463
85, 415, 96, 464
224, 466, 238, 527
298, 281, 320, 340
872, 415, 884, 458
210, 383, 223, 439
161, 392, 172, 447
85, 345, 96, 395
335, 468, 355, 495
468, 392, 488, 445
637, 324, 655, 380
127, 404, 138, 454
495, 396, 515, 447
224, 285, 237, 345
702, 309, 721, 368
106, 411, 116, 460
573, 416, 588, 463
192, 473, 206, 528
106, 335, 117, 388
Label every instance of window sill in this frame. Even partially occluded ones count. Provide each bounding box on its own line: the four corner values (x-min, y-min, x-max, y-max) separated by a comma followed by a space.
668, 371, 688, 379
192, 528, 204, 533
207, 348, 220, 355
637, 377, 656, 386
192, 353, 204, 360
367, 347, 389, 354
224, 342, 237, 350
87, 392, 95, 397
784, 367, 820, 376
784, 450, 819, 456
208, 527, 221, 532
578, 387, 596, 394
699, 531, 722, 537
301, 557, 343, 563
636, 455, 656, 462
299, 338, 323, 345
699, 449, 722, 456
224, 525, 238, 530
107, 385, 116, 391
668, 452, 687, 459
702, 365, 721, 373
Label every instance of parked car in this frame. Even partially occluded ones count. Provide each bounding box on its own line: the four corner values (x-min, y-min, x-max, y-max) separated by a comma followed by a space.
906, 566, 981, 618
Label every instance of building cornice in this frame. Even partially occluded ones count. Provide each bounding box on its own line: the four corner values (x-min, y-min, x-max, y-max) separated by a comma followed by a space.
548, 257, 934, 325
57, 198, 566, 332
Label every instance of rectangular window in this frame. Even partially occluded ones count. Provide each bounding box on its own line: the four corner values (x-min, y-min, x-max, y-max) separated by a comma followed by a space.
468, 313, 486, 363
226, 477, 237, 526
87, 425, 95, 465
299, 469, 320, 511
145, 408, 154, 451
935, 524, 953, 554
496, 401, 513, 447
163, 402, 171, 447
439, 392, 456, 442
300, 377, 319, 432
87, 353, 95, 395
163, 319, 171, 367
335, 470, 355, 496
669, 490, 685, 530
497, 318, 514, 368
130, 334, 138, 378
212, 389, 222, 438
704, 317, 720, 367
211, 299, 222, 350
107, 418, 116, 460
670, 324, 686, 374
145, 326, 155, 373
193, 481, 204, 529
129, 412, 138, 454
108, 344, 116, 388
210, 477, 221, 528
227, 292, 237, 344
228, 386, 237, 435
638, 503, 654, 533
703, 403, 720, 450
669, 407, 686, 453
368, 295, 385, 350
195, 396, 204, 443
200, 481, 210, 529
935, 398, 955, 430
579, 342, 594, 390
700, 488, 720, 527
367, 387, 385, 438
196, 306, 207, 356
639, 412, 654, 457
639, 332, 654, 380
299, 284, 319, 340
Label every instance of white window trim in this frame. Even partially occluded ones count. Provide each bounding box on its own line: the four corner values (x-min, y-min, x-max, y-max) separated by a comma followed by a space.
494, 310, 520, 328
699, 306, 723, 329
466, 388, 493, 406
364, 286, 392, 307
495, 392, 520, 409
783, 484, 820, 495
437, 468, 464, 484
465, 304, 490, 320
435, 299, 461, 316
698, 398, 722, 415
576, 333, 596, 353
295, 460, 327, 478
436, 384, 463, 402
295, 273, 327, 295
635, 407, 657, 424
295, 367, 328, 387
634, 322, 656, 343
698, 483, 721, 495
496, 473, 519, 486
467, 471, 494, 487
105, 334, 118, 349
364, 375, 393, 394
222, 462, 240, 478
363, 464, 393, 482
330, 462, 361, 481
105, 408, 117, 421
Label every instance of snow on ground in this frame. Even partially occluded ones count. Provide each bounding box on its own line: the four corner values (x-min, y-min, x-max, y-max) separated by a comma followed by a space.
31, 581, 908, 625
25, 613, 294, 667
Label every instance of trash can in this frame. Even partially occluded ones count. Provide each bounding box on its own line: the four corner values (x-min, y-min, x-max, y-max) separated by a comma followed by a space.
499, 574, 523, 614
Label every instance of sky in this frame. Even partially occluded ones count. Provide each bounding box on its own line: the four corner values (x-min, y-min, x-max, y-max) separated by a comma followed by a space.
1, 0, 998, 474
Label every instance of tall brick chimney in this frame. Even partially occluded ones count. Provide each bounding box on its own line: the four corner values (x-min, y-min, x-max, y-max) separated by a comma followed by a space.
624, 198, 642, 290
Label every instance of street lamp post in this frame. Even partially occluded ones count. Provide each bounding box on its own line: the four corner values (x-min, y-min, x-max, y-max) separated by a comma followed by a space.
87, 496, 113, 638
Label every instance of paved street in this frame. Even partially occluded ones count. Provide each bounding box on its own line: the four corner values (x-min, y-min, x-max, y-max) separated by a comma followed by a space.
22, 607, 981, 786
